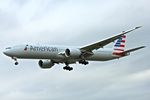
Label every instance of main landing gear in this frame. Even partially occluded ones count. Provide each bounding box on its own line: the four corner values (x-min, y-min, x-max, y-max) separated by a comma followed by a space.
63, 63, 73, 71
12, 57, 19, 65
79, 60, 89, 65
63, 66, 73, 71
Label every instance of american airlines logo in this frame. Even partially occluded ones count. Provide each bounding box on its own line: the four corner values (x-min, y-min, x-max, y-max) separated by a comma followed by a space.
30, 46, 59, 52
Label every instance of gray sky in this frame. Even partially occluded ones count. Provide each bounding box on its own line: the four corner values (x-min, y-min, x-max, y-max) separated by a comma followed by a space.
0, 0, 150, 100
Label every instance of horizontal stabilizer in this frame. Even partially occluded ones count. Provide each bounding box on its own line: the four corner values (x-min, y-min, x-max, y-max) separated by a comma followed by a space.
123, 46, 146, 55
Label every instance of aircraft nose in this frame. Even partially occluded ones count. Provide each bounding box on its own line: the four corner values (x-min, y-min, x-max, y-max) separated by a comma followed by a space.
3, 49, 13, 57
3, 51, 9, 56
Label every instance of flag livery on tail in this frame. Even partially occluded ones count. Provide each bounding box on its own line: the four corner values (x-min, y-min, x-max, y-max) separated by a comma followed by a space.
113, 35, 126, 56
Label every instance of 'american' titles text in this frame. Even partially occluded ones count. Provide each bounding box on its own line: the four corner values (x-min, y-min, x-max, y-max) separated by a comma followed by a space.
30, 46, 58, 52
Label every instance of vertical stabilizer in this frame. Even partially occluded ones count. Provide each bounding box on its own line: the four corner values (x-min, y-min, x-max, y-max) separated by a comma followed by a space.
113, 35, 126, 56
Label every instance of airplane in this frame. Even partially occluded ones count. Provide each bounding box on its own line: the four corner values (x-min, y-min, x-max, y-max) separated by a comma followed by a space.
3, 26, 145, 71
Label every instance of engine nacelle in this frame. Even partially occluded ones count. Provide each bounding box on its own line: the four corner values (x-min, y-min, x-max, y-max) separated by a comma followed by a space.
65, 48, 82, 58
38, 60, 54, 69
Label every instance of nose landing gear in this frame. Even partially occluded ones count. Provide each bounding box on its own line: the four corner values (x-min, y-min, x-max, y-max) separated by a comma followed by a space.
15, 61, 19, 65
12, 57, 19, 65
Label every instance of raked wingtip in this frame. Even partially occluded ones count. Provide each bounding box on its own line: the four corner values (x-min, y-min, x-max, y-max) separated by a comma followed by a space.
135, 26, 142, 29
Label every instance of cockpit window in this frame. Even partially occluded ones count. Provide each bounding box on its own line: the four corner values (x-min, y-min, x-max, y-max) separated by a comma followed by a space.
6, 47, 11, 49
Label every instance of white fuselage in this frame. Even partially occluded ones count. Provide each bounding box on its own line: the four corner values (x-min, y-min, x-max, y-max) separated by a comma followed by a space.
3, 44, 118, 63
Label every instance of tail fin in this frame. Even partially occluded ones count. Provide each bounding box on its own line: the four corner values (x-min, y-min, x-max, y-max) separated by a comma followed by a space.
113, 35, 126, 56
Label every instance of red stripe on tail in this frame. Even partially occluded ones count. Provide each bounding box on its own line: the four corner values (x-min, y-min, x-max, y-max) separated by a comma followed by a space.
119, 44, 125, 47
114, 49, 124, 51
121, 40, 125, 43
122, 35, 126, 38
113, 52, 124, 56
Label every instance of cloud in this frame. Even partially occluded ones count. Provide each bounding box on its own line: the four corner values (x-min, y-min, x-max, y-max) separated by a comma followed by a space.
0, 0, 150, 100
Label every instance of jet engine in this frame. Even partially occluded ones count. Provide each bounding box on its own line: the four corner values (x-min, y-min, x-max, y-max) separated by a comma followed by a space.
38, 60, 54, 69
65, 48, 82, 58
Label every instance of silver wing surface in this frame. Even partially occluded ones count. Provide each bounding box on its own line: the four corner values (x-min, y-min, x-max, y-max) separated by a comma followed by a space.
80, 26, 142, 52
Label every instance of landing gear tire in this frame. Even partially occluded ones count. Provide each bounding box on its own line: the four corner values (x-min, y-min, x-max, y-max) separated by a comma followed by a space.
63, 62, 73, 71
84, 61, 89, 65
15, 62, 19, 65
79, 60, 89, 65
68, 67, 73, 71
63, 66, 73, 71
12, 57, 18, 65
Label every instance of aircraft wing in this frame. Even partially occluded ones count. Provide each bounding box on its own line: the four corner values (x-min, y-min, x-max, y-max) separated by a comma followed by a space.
80, 26, 142, 52
123, 46, 146, 55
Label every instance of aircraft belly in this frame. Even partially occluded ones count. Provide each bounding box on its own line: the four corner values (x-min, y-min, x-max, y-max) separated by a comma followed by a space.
86, 51, 115, 61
